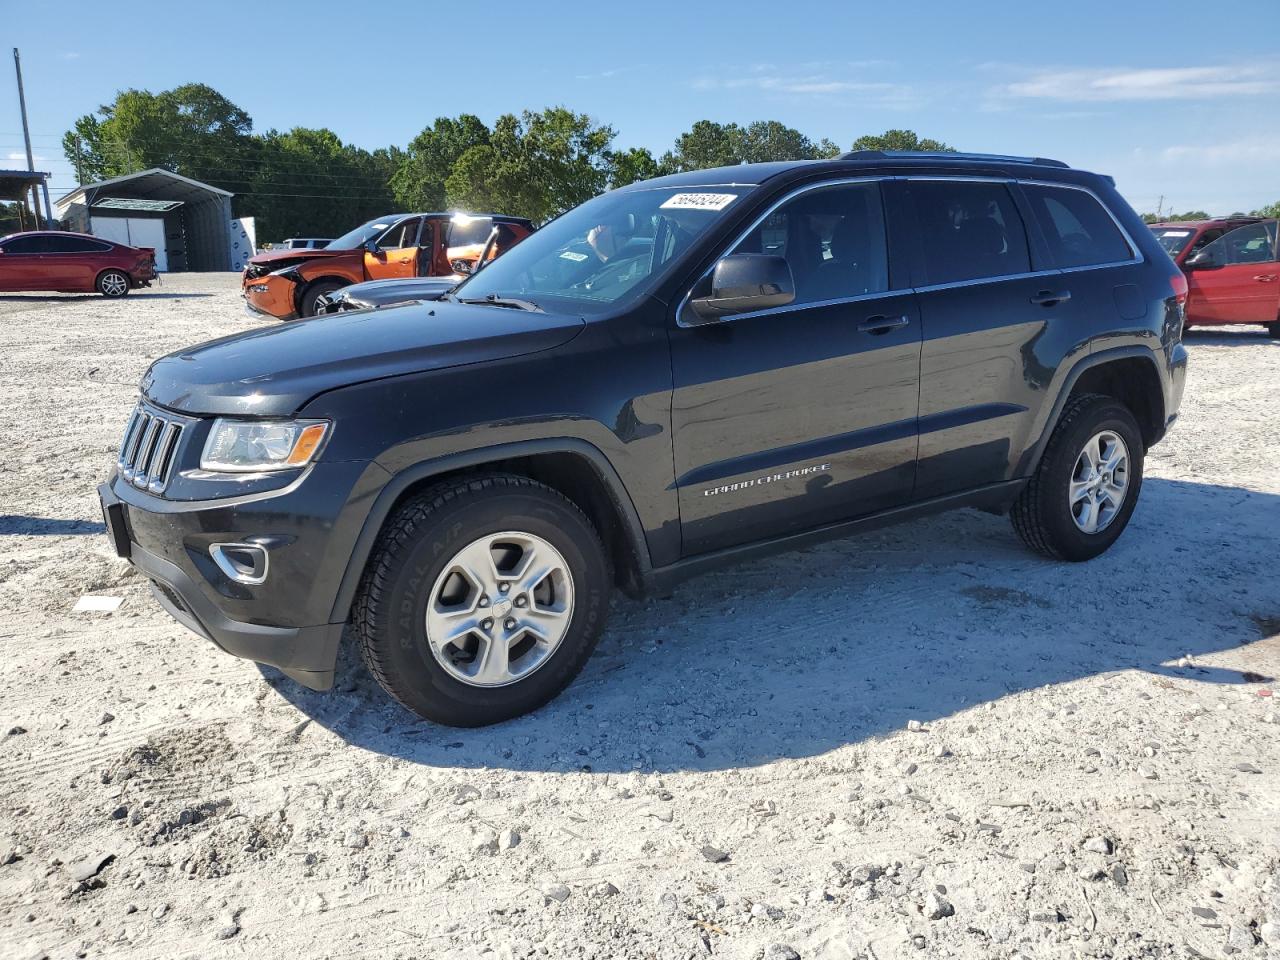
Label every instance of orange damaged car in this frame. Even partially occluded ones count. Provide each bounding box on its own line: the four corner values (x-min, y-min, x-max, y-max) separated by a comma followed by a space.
242, 212, 534, 320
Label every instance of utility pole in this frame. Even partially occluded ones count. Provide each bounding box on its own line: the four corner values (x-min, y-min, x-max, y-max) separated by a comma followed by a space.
13, 48, 52, 228
73, 135, 84, 186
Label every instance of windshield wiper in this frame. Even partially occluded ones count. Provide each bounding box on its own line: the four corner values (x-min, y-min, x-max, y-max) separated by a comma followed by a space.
457, 293, 542, 312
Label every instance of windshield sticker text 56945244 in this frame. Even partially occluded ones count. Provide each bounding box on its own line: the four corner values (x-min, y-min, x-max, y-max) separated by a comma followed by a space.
660, 193, 738, 212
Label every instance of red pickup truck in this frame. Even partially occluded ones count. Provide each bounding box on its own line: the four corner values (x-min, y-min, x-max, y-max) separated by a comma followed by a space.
1151, 218, 1280, 336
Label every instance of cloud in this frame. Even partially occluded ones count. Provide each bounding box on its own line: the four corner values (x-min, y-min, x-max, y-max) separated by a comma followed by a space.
6, 151, 47, 164
1154, 136, 1280, 166
692, 68, 915, 105
60, 52, 80, 60
997, 65, 1279, 101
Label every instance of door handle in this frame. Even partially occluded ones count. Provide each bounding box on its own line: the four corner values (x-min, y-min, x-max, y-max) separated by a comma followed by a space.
1030, 290, 1072, 306
1253, 274, 1278, 282
857, 314, 910, 335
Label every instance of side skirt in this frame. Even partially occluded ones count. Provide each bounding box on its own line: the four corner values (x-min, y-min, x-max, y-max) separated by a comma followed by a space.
642, 479, 1027, 595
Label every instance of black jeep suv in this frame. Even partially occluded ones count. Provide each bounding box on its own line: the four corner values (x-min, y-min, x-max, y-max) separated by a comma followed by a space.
99, 151, 1188, 726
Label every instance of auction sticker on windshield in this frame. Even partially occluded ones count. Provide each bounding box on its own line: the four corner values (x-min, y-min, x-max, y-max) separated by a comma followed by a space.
660, 193, 738, 212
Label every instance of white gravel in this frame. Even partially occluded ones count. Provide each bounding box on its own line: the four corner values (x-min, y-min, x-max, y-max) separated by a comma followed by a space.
1, 274, 1279, 960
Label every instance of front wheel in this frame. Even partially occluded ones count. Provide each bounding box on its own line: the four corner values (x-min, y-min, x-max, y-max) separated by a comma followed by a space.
97, 270, 130, 298
300, 280, 343, 318
1011, 394, 1144, 561
354, 474, 610, 726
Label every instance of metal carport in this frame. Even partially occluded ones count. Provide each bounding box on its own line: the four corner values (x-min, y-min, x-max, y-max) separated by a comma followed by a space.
0, 168, 52, 230
55, 169, 234, 272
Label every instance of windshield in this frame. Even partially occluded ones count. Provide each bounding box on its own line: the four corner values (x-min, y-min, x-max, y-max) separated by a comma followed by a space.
328, 216, 397, 250
1151, 227, 1196, 257
454, 187, 746, 313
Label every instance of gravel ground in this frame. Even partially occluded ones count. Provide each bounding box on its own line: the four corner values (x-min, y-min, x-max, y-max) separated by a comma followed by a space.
1, 274, 1278, 960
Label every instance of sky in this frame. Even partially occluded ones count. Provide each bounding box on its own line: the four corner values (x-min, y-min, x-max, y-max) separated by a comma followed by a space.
3, 0, 1278, 216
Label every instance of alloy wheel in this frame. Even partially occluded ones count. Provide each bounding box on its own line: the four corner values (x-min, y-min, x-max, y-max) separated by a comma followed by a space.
101, 272, 128, 296
424, 531, 575, 687
1069, 430, 1129, 534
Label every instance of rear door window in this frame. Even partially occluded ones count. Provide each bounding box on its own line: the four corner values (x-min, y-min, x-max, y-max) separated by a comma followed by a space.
1023, 184, 1132, 268
908, 180, 1031, 284
45, 235, 110, 254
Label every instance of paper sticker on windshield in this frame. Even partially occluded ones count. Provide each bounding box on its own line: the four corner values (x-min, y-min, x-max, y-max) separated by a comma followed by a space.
560, 250, 589, 262
660, 192, 738, 212
1160, 230, 1191, 236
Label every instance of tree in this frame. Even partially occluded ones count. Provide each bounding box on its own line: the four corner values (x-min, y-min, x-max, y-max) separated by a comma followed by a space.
849, 129, 954, 153
1141, 209, 1209, 223
607, 146, 665, 188
61, 84, 255, 195
445, 108, 617, 221
391, 115, 490, 211
245, 127, 395, 242
662, 120, 744, 172
1251, 201, 1280, 219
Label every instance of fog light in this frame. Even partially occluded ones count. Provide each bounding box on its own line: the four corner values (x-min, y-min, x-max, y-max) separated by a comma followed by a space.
209, 542, 269, 584
250, 284, 270, 293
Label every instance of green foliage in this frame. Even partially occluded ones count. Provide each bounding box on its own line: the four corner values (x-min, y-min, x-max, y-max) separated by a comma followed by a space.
660, 119, 838, 172
1251, 201, 1280, 219
849, 129, 954, 153
444, 108, 617, 222
1140, 210, 1210, 223
606, 147, 665, 189
61, 84, 963, 239
247, 127, 396, 241
390, 115, 489, 211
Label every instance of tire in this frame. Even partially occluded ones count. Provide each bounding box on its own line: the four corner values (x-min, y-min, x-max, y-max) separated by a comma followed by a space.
97, 270, 130, 298
354, 474, 611, 726
1010, 394, 1145, 562
1267, 321, 1280, 339
300, 280, 343, 318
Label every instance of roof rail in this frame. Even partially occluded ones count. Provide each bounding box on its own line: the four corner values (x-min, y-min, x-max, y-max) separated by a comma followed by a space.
838, 149, 1070, 168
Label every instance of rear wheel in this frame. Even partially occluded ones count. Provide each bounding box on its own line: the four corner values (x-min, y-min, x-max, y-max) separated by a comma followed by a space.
300, 280, 343, 317
1267, 321, 1280, 339
1011, 394, 1144, 561
354, 474, 610, 726
97, 270, 130, 298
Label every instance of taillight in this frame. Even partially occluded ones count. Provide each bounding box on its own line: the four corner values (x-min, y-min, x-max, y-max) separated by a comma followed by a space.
1171, 271, 1188, 307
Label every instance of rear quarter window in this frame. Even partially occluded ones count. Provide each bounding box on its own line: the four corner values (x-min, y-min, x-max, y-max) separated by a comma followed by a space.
1024, 184, 1133, 268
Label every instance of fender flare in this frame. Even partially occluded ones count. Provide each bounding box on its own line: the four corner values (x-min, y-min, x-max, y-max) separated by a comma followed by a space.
1017, 345, 1166, 477
327, 437, 653, 624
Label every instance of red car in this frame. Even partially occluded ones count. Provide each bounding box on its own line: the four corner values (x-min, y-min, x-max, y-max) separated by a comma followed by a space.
1151, 218, 1280, 335
0, 230, 157, 298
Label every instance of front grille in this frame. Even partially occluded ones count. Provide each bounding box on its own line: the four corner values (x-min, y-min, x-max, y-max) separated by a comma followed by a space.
117, 404, 186, 494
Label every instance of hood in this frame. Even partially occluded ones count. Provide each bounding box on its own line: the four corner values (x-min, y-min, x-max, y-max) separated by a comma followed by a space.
337, 276, 457, 306
143, 301, 585, 417
247, 247, 352, 267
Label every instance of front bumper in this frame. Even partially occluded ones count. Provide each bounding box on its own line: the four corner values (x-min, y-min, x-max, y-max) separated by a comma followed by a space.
97, 458, 386, 689
241, 275, 298, 321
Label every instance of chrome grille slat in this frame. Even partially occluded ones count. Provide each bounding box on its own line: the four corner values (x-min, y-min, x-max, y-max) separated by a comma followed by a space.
116, 403, 188, 495
131, 418, 163, 488
147, 423, 182, 493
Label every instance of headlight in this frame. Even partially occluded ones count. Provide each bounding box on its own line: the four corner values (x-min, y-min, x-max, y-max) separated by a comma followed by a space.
249, 283, 270, 293
200, 419, 330, 473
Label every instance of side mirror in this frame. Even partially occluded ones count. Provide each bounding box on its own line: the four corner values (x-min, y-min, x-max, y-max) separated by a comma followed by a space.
363, 239, 381, 255
688, 254, 795, 323
1185, 250, 1220, 270
451, 258, 473, 275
